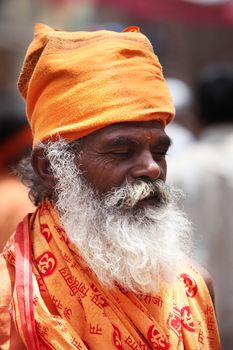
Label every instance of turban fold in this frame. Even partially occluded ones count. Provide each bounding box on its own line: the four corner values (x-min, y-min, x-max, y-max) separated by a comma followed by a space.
18, 24, 175, 147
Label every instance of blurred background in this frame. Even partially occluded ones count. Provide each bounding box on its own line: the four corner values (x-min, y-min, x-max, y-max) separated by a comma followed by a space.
0, 0, 233, 348
0, 0, 233, 91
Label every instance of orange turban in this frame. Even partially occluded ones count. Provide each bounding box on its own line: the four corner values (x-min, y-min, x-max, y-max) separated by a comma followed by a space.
18, 24, 175, 147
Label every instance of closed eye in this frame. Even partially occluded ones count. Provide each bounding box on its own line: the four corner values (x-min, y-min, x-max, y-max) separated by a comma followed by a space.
109, 149, 133, 158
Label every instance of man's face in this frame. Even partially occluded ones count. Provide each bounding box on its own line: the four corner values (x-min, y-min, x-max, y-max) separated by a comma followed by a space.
43, 126, 192, 293
78, 120, 171, 197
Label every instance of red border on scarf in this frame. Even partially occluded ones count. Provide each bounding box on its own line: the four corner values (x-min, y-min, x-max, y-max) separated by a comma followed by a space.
15, 215, 41, 349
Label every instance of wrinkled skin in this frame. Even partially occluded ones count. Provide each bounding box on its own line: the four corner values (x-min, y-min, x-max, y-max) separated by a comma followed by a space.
77, 120, 171, 194
32, 120, 172, 202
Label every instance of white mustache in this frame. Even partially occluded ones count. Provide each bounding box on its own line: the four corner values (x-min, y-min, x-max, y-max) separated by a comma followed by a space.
103, 179, 175, 209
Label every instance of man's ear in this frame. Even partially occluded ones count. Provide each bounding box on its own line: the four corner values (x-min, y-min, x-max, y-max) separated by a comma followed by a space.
31, 147, 56, 190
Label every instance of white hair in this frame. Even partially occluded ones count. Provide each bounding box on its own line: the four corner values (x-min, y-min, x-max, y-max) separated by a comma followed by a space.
46, 139, 193, 293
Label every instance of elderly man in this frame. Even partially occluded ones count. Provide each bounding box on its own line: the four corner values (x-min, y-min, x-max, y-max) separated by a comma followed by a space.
0, 24, 221, 349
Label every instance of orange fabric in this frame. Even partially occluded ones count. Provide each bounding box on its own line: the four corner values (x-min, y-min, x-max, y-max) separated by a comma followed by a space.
18, 24, 175, 148
2, 200, 221, 349
0, 254, 27, 349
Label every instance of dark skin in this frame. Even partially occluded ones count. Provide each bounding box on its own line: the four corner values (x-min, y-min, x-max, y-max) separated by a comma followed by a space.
32, 120, 172, 199
78, 120, 171, 193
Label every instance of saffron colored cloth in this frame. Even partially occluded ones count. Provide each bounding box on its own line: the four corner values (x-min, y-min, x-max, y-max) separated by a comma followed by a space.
1, 200, 221, 349
18, 24, 175, 147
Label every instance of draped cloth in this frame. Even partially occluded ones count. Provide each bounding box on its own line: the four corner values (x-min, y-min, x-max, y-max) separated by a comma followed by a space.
17, 24, 175, 147
3, 200, 221, 349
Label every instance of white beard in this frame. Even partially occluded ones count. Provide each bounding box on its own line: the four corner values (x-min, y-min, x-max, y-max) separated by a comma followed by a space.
47, 140, 193, 294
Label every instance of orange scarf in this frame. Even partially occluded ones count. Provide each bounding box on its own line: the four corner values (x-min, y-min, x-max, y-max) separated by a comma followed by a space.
4, 200, 221, 349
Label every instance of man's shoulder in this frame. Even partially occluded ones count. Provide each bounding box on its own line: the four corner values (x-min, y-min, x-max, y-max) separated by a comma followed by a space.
0, 254, 26, 349
0, 253, 15, 308
180, 260, 215, 305
192, 261, 215, 304
0, 254, 16, 348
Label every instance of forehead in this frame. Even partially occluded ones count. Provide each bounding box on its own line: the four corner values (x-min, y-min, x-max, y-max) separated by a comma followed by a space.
82, 120, 169, 146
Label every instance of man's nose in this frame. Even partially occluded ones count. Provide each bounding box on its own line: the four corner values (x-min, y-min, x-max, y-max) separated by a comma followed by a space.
130, 151, 161, 181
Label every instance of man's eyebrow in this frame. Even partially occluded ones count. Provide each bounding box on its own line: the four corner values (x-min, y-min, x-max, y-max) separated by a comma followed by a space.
104, 135, 172, 148
105, 137, 139, 148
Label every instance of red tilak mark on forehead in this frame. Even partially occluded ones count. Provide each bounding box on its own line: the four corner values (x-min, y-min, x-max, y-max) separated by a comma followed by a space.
144, 132, 152, 141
